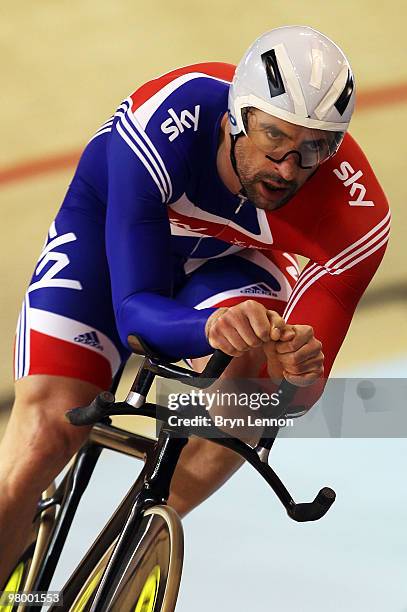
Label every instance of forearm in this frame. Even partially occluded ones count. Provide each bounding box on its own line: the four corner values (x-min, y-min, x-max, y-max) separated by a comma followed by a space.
117, 292, 216, 359
259, 361, 326, 411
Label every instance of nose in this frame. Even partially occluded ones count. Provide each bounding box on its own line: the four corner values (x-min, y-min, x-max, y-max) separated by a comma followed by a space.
273, 153, 299, 181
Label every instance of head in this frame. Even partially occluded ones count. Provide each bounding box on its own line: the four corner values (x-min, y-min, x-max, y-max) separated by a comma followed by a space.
228, 25, 355, 211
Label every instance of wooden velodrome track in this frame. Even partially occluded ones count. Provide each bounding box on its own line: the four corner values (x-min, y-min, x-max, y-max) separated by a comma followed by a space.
1, 1, 406, 434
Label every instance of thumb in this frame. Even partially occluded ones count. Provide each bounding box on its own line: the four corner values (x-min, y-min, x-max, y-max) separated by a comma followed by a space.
279, 326, 295, 342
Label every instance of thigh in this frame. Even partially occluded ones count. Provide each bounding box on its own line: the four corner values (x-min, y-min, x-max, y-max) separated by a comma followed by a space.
175, 248, 299, 373
175, 248, 299, 314
14, 205, 131, 391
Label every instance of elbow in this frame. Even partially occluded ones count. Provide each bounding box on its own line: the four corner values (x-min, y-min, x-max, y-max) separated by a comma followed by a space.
294, 376, 327, 411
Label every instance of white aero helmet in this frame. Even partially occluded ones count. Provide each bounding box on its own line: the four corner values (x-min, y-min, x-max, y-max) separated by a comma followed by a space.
228, 25, 355, 139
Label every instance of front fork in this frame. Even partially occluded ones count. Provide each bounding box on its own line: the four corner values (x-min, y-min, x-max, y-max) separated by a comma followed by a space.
90, 427, 188, 612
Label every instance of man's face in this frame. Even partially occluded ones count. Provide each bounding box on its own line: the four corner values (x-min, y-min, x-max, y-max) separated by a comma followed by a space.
234, 109, 337, 211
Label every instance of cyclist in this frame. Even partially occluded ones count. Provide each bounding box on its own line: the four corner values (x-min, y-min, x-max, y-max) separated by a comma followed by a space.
0, 26, 389, 585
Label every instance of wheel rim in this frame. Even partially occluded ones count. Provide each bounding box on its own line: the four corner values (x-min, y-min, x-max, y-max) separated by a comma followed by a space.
0, 562, 25, 611
134, 565, 161, 612
109, 505, 183, 612
70, 567, 106, 612
68, 505, 182, 612
69, 541, 116, 612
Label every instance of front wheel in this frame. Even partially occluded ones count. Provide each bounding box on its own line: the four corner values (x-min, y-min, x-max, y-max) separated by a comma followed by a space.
69, 505, 184, 612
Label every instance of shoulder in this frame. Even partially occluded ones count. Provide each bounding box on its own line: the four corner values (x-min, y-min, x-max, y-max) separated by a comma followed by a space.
279, 132, 391, 281
329, 133, 388, 209
129, 62, 235, 132
307, 133, 390, 258
313, 132, 388, 211
108, 63, 235, 203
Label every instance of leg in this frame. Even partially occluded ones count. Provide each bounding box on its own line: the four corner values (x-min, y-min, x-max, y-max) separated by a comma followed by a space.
3, 207, 129, 586
168, 349, 266, 517
0, 375, 102, 587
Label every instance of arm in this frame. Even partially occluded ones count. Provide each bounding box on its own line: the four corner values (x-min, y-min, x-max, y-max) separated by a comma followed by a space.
258, 131, 391, 407
261, 212, 390, 408
106, 104, 216, 360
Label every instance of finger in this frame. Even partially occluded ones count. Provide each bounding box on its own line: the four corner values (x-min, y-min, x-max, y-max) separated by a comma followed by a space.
209, 333, 245, 357
221, 326, 252, 352
212, 312, 261, 352
277, 342, 322, 364
210, 319, 250, 352
279, 326, 296, 342
244, 303, 274, 342
282, 355, 324, 375
225, 310, 264, 347
266, 310, 286, 341
277, 334, 308, 353
276, 330, 319, 354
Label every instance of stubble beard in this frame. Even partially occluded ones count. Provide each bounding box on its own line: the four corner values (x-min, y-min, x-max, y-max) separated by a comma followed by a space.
235, 148, 298, 211
241, 174, 297, 211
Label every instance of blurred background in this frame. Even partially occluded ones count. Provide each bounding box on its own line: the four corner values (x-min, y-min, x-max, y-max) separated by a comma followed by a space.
1, 1, 406, 610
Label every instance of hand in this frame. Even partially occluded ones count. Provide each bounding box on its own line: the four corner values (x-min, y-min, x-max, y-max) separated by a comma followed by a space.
205, 301, 286, 357
263, 324, 324, 387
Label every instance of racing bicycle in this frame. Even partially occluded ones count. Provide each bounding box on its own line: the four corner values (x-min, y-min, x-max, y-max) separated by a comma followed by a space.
1, 335, 336, 611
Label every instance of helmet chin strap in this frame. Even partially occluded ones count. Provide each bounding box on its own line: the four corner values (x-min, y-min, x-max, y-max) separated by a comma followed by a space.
229, 133, 248, 199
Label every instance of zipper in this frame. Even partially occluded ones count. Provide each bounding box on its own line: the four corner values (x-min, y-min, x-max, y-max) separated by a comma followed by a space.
234, 193, 247, 215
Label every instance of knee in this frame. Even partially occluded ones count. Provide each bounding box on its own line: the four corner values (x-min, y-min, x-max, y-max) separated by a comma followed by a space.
11, 376, 96, 467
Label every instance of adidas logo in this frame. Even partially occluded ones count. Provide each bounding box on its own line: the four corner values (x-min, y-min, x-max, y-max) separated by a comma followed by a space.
74, 331, 103, 351
240, 282, 275, 296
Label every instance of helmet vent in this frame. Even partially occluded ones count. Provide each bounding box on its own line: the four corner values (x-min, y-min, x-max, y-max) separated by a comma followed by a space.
335, 70, 355, 115
261, 49, 286, 98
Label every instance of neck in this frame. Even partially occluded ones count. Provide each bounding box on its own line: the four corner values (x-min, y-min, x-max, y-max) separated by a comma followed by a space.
216, 112, 242, 195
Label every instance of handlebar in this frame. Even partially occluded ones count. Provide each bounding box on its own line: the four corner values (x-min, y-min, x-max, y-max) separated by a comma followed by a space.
67, 390, 115, 427
65, 344, 336, 523
287, 487, 336, 522
200, 350, 233, 380
65, 349, 235, 426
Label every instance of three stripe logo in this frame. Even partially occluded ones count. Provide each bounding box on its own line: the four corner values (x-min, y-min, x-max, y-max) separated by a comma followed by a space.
74, 331, 104, 351
115, 99, 172, 204
240, 282, 274, 296
283, 211, 391, 321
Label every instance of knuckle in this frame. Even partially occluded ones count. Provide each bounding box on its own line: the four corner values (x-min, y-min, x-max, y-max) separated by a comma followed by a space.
215, 316, 229, 331
209, 325, 221, 339
235, 341, 248, 352
210, 332, 225, 347
311, 339, 320, 351
244, 299, 258, 312
220, 342, 236, 356
209, 337, 221, 350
